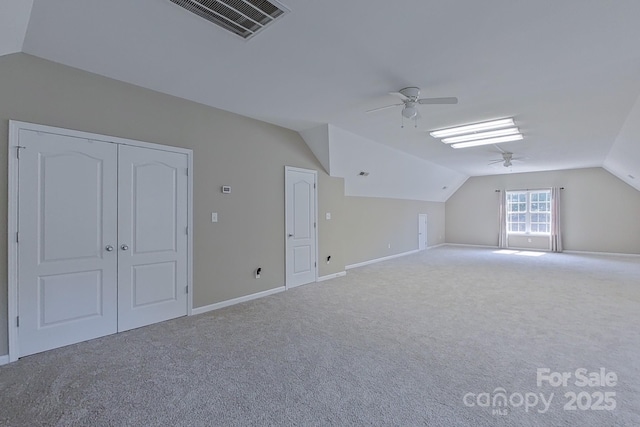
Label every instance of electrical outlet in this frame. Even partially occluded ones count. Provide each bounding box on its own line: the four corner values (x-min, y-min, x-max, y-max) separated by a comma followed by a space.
388, 243, 391, 249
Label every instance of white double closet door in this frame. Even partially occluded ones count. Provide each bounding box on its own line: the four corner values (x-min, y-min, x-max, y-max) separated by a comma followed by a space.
17, 129, 189, 357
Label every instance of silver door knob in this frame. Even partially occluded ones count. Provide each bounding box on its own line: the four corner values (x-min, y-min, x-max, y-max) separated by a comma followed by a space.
288, 234, 293, 237
121, 244, 129, 251
105, 245, 114, 252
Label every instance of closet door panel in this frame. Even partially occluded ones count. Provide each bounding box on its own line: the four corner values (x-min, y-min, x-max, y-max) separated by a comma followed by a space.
117, 145, 189, 331
17, 130, 118, 357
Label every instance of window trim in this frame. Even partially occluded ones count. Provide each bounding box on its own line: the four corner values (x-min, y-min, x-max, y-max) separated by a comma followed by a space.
506, 189, 552, 236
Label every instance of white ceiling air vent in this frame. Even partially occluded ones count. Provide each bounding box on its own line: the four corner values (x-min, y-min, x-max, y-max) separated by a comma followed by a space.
169, 0, 289, 40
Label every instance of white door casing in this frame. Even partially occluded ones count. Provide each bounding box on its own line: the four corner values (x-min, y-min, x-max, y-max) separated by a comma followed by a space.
8, 121, 193, 361
285, 167, 317, 288
16, 130, 119, 357
418, 214, 428, 250
117, 145, 189, 331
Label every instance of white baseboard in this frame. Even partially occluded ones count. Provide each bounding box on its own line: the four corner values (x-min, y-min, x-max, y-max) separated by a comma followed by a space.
427, 243, 446, 249
443, 244, 640, 257
317, 271, 346, 282
346, 249, 421, 270
563, 250, 640, 258
443, 243, 499, 249
0, 354, 9, 366
506, 246, 551, 252
191, 286, 286, 316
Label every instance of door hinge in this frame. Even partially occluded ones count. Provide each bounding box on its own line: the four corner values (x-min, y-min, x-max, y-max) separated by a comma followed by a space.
315, 262, 317, 267
185, 226, 188, 235
16, 146, 25, 159
185, 168, 189, 176
16, 232, 19, 243
16, 316, 19, 327
314, 222, 316, 228
185, 286, 189, 294
314, 183, 316, 189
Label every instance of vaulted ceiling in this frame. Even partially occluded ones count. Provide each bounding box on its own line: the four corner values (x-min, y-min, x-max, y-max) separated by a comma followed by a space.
3, 0, 640, 190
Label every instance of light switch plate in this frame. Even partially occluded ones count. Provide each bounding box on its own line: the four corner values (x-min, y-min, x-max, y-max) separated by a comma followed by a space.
325, 212, 331, 220
211, 212, 218, 222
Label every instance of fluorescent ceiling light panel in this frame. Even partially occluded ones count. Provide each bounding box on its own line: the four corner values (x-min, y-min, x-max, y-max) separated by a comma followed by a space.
430, 118, 515, 138
441, 127, 520, 144
451, 134, 524, 149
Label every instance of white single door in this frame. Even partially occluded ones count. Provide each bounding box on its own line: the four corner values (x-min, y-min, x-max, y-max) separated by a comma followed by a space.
285, 167, 317, 288
117, 145, 189, 331
418, 214, 428, 250
18, 130, 118, 357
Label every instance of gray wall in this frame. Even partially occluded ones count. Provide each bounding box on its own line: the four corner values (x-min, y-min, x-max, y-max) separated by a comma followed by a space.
0, 53, 447, 357
318, 176, 346, 276
446, 168, 640, 254
343, 197, 446, 266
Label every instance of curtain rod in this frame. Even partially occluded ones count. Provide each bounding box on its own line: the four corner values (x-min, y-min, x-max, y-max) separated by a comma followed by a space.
495, 187, 564, 192
497, 188, 566, 191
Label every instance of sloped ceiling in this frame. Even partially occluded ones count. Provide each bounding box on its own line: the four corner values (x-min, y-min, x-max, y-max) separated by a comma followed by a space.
0, 0, 34, 57
7, 0, 640, 192
302, 124, 467, 202
604, 93, 640, 192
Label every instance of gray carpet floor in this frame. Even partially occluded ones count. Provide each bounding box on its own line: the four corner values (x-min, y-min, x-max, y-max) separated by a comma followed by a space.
1, 246, 639, 426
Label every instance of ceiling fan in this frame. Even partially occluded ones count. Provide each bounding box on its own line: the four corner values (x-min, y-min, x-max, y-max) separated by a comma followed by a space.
366, 87, 458, 126
488, 151, 525, 167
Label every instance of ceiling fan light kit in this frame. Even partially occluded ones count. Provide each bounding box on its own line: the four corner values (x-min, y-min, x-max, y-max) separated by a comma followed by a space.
488, 151, 524, 168
430, 118, 523, 149
401, 103, 418, 119
366, 87, 458, 127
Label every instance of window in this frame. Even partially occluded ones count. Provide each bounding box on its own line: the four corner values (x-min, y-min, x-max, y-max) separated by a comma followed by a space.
506, 190, 551, 234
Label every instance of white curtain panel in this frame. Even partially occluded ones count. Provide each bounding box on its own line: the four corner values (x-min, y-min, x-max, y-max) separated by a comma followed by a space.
498, 190, 507, 248
551, 187, 563, 252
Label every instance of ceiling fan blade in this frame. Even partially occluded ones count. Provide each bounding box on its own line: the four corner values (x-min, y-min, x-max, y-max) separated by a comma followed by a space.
488, 159, 504, 165
366, 103, 403, 113
390, 92, 410, 101
418, 97, 458, 105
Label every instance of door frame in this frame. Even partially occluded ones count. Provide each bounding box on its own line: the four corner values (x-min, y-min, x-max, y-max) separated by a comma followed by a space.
418, 214, 428, 250
7, 120, 194, 363
284, 166, 318, 290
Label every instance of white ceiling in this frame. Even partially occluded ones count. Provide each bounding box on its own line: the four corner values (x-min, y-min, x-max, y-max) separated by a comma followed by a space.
8, 0, 640, 185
